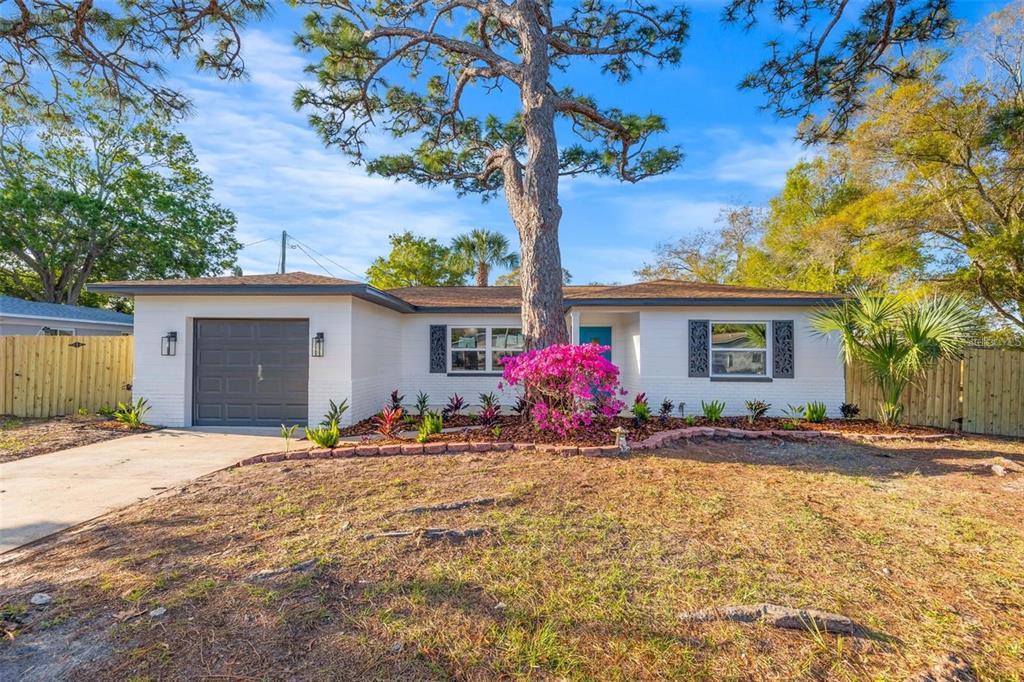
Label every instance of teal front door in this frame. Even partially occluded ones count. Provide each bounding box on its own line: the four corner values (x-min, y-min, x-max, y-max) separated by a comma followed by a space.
580, 326, 612, 360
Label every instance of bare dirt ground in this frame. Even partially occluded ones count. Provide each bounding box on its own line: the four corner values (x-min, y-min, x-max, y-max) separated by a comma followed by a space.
0, 416, 156, 463
1, 435, 1022, 680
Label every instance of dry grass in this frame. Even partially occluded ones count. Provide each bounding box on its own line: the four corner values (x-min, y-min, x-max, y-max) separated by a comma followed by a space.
1, 436, 1022, 680
0, 415, 155, 463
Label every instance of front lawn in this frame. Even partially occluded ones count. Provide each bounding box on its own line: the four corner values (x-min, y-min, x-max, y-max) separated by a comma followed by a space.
1, 436, 1022, 680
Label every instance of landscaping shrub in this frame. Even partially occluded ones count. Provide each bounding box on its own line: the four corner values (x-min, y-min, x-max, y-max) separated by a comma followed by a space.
659, 397, 674, 423
631, 393, 651, 423
479, 403, 500, 426
321, 399, 349, 427
500, 343, 626, 437
840, 402, 861, 419
416, 412, 443, 443
113, 398, 150, 428
280, 424, 299, 453
305, 421, 340, 448
511, 396, 531, 422
804, 401, 828, 423
701, 400, 725, 422
375, 406, 404, 438
745, 399, 770, 423
478, 392, 498, 410
414, 391, 430, 417
388, 390, 404, 411
442, 393, 466, 418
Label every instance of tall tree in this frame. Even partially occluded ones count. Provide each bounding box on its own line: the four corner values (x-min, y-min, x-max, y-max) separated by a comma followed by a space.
635, 207, 764, 284
366, 231, 469, 288
452, 229, 519, 286
293, 1, 954, 348
2, 1, 963, 347
839, 2, 1024, 333
0, 88, 239, 306
496, 266, 572, 287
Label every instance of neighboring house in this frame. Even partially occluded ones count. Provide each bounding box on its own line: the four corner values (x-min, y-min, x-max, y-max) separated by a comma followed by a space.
89, 272, 846, 428
0, 295, 133, 336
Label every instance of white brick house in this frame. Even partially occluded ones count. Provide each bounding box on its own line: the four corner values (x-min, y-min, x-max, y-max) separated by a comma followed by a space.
91, 272, 846, 427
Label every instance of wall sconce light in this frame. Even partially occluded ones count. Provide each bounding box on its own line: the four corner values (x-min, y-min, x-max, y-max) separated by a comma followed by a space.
311, 332, 325, 357
161, 331, 177, 356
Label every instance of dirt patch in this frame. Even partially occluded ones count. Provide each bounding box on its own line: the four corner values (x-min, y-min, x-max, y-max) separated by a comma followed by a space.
0, 416, 158, 463
1, 436, 1021, 680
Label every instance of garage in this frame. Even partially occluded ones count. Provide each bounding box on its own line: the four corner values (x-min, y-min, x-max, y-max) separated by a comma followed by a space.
192, 319, 309, 426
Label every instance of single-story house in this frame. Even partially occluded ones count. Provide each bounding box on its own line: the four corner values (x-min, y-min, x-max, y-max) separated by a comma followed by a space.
89, 272, 846, 428
0, 295, 133, 336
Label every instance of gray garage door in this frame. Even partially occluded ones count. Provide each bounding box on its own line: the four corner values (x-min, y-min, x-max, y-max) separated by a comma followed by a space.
193, 319, 309, 426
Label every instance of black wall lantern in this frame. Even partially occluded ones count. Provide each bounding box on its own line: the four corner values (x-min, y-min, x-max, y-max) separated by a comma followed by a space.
161, 331, 177, 356
311, 332, 325, 357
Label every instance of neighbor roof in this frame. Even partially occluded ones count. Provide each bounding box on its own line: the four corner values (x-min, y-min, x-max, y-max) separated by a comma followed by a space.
0, 295, 133, 326
89, 272, 843, 311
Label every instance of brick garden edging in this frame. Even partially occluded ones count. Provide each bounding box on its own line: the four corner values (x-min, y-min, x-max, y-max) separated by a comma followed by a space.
234, 427, 958, 467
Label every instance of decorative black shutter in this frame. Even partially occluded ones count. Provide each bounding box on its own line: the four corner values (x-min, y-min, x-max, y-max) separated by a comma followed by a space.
688, 320, 710, 378
429, 325, 447, 373
772, 320, 794, 378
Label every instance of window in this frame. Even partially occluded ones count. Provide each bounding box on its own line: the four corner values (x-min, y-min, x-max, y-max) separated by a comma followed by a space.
711, 322, 767, 377
39, 326, 74, 336
450, 326, 524, 372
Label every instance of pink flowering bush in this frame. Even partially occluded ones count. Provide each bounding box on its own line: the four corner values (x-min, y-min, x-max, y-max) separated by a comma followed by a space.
499, 344, 627, 437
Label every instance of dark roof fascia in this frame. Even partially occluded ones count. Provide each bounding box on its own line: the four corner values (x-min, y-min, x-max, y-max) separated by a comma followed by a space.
87, 282, 843, 313
87, 283, 416, 313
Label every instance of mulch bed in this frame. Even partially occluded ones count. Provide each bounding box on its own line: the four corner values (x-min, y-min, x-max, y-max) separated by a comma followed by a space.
336, 414, 950, 448
0, 415, 158, 463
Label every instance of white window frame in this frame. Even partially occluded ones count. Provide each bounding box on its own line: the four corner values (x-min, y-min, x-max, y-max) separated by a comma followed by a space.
449, 326, 525, 373
710, 320, 770, 378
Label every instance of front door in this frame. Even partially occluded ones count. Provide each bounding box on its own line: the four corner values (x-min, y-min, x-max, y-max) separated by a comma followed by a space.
580, 326, 612, 361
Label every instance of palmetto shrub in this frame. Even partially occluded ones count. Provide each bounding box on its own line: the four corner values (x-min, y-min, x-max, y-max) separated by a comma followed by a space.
811, 292, 974, 425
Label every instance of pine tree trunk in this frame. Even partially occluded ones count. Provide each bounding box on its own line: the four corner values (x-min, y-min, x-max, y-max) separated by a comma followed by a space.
510, 5, 568, 350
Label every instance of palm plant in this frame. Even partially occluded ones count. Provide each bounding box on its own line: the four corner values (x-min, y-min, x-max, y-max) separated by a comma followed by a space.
811, 291, 974, 425
451, 228, 519, 287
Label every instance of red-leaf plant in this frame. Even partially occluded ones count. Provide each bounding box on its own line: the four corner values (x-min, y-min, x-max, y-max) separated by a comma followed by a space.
499, 344, 626, 438
375, 406, 404, 438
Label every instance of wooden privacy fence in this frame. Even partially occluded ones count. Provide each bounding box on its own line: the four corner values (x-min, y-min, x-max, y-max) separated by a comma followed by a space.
846, 347, 1024, 438
0, 335, 133, 418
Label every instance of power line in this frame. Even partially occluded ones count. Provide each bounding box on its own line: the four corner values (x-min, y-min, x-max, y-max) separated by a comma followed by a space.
290, 241, 336, 278
288, 236, 366, 281
241, 236, 274, 248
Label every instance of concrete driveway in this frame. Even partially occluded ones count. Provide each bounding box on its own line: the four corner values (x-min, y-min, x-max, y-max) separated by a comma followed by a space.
0, 428, 282, 553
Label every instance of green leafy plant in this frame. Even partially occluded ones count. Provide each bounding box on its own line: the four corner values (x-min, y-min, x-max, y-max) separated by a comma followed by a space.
803, 401, 828, 423
781, 421, 798, 430
811, 291, 974, 425
783, 404, 805, 420
701, 400, 725, 422
113, 398, 150, 428
631, 393, 651, 423
685, 415, 698, 426
305, 420, 341, 448
280, 424, 299, 453
375, 406, 404, 438
745, 400, 771, 423
414, 391, 430, 417
840, 402, 861, 420
321, 399, 349, 427
416, 411, 443, 443
491, 425, 502, 439
97, 404, 116, 419
659, 397, 674, 423
478, 392, 499, 410
77, 407, 88, 417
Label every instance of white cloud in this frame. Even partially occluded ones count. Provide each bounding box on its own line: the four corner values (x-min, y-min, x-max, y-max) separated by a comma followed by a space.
710, 127, 811, 190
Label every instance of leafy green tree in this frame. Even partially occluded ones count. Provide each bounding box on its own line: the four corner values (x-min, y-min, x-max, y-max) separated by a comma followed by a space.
452, 229, 519, 287
811, 291, 975, 425
495, 267, 572, 287
0, 89, 238, 305
837, 3, 1024, 334
292, 1, 953, 347
735, 157, 927, 293
366, 232, 469, 289
635, 206, 764, 284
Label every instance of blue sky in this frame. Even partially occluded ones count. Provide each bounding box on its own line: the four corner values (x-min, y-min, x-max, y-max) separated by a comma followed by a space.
166, 1, 1000, 285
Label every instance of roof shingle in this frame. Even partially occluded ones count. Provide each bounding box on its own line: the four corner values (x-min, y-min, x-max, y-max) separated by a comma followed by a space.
0, 295, 133, 325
